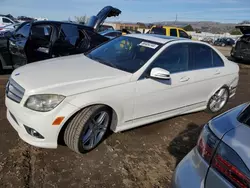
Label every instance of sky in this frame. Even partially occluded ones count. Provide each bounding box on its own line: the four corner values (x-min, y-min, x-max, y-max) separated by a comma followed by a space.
0, 0, 250, 23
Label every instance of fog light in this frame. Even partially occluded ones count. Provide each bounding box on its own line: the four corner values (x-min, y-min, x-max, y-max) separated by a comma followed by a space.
24, 125, 44, 139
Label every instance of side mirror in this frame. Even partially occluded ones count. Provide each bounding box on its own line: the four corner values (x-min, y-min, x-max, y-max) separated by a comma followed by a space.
188, 35, 192, 39
150, 67, 170, 80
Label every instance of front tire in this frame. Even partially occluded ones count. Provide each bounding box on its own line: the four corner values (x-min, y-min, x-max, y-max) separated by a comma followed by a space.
64, 105, 111, 154
206, 87, 229, 113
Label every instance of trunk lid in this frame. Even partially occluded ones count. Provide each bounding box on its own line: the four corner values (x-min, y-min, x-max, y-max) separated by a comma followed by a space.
86, 6, 121, 31
236, 24, 250, 35
209, 103, 249, 139
222, 103, 250, 170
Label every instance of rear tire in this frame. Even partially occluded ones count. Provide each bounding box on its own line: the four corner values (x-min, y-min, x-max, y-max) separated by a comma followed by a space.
206, 87, 229, 114
64, 105, 111, 154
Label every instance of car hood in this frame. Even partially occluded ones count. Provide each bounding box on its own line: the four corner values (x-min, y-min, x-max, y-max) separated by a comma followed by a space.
86, 6, 121, 31
11, 54, 132, 96
236, 24, 250, 35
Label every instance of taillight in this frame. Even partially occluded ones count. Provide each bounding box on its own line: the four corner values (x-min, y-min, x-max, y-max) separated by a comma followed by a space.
197, 124, 219, 163
212, 142, 250, 188
197, 123, 250, 188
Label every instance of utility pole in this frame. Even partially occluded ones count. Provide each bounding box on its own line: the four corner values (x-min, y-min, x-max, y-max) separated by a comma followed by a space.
175, 14, 178, 25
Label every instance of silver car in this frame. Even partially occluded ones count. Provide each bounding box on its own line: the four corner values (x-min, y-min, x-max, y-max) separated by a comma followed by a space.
172, 102, 250, 188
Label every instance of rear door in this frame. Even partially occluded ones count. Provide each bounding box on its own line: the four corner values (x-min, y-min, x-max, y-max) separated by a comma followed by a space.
185, 43, 226, 111
26, 23, 54, 62
9, 22, 31, 68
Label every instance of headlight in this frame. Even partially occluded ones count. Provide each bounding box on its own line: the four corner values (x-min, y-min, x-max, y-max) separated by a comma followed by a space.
25, 94, 65, 112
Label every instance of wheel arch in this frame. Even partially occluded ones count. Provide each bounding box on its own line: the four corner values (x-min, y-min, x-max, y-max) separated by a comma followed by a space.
57, 103, 119, 145
206, 84, 230, 103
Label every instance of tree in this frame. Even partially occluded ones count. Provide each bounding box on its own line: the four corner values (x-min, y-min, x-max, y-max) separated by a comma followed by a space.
230, 29, 242, 35
183, 24, 194, 31
75, 15, 89, 25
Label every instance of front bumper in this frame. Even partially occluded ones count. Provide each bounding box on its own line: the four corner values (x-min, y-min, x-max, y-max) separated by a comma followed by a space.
171, 148, 208, 188
5, 96, 79, 149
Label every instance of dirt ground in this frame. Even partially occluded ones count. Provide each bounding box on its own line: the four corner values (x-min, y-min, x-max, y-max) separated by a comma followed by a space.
0, 47, 249, 188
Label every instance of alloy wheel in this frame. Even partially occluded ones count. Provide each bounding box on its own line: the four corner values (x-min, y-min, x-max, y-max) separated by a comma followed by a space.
209, 88, 229, 113
81, 111, 109, 150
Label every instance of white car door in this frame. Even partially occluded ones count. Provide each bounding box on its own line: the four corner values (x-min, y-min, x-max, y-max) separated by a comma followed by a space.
185, 43, 227, 112
133, 43, 199, 122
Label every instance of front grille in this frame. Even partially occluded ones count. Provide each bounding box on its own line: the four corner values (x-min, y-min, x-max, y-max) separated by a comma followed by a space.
6, 78, 25, 103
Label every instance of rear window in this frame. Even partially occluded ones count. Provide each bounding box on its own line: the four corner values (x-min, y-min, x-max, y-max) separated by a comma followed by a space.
238, 104, 250, 126
150, 27, 166, 35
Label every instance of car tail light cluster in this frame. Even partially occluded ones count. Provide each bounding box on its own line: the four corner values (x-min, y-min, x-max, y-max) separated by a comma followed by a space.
197, 124, 250, 188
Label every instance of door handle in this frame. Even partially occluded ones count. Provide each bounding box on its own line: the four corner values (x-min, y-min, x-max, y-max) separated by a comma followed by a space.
214, 70, 221, 75
180, 76, 190, 82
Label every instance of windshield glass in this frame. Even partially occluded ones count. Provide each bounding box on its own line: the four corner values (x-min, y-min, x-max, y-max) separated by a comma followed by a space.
238, 104, 250, 126
86, 36, 162, 73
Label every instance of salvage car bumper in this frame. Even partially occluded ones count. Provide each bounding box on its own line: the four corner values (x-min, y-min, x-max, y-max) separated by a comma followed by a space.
171, 148, 208, 188
5, 96, 79, 149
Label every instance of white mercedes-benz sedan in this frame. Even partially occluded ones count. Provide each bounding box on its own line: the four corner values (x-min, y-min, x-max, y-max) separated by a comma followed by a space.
5, 34, 239, 153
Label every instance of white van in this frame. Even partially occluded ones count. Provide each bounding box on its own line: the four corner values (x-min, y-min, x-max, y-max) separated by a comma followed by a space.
0, 16, 15, 27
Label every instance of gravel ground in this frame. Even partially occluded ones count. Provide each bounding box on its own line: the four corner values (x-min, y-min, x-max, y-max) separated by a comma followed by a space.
0, 47, 249, 188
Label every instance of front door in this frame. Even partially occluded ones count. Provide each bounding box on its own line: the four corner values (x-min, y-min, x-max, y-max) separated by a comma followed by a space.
133, 43, 197, 121
9, 22, 31, 68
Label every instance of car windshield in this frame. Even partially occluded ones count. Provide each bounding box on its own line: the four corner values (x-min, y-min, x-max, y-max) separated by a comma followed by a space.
238, 104, 250, 126
86, 36, 162, 73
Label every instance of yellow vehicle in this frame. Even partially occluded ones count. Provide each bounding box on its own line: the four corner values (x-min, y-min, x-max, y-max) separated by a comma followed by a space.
149, 25, 192, 39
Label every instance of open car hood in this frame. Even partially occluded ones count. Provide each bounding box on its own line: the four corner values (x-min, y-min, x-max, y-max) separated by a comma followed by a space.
236, 24, 250, 35
86, 6, 121, 31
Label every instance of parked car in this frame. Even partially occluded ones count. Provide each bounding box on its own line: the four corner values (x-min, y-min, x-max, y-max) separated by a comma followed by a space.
0, 16, 16, 27
0, 6, 121, 72
5, 34, 239, 154
172, 102, 250, 188
200, 37, 213, 44
99, 30, 122, 39
0, 22, 22, 33
148, 25, 192, 39
214, 37, 235, 47
231, 24, 250, 62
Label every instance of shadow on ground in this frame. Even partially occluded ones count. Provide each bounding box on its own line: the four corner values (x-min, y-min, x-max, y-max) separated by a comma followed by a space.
168, 123, 204, 167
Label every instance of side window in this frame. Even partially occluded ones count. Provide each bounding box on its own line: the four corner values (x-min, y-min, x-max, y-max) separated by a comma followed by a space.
3, 18, 13, 24
191, 44, 213, 69
212, 50, 224, 67
31, 24, 52, 41
170, 29, 178, 37
179, 30, 189, 38
60, 24, 80, 46
150, 27, 166, 35
150, 44, 189, 74
15, 23, 31, 38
